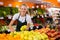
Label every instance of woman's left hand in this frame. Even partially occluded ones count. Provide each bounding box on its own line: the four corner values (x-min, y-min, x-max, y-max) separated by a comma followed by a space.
26, 26, 29, 30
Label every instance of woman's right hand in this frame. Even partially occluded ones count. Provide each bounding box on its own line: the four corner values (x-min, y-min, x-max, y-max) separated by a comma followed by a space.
9, 26, 15, 32
10, 28, 15, 32
8, 20, 16, 32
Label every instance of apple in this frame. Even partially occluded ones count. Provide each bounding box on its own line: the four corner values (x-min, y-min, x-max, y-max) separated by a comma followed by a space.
50, 29, 56, 33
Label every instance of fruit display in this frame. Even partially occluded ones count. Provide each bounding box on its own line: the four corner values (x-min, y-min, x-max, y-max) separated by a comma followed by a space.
0, 33, 22, 40
0, 26, 8, 32
0, 25, 16, 33
46, 29, 57, 37
0, 26, 60, 40
34, 27, 60, 40
54, 35, 60, 40
34, 27, 50, 33
46, 30, 60, 40
0, 31, 49, 40
0, 23, 60, 40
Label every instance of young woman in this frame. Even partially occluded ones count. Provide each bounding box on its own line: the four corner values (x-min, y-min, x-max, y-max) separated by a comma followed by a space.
8, 4, 32, 32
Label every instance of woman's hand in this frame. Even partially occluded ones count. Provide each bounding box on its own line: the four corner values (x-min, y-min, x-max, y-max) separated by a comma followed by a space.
8, 26, 15, 32
8, 20, 15, 32
26, 23, 30, 30
26, 26, 29, 30
10, 27, 15, 32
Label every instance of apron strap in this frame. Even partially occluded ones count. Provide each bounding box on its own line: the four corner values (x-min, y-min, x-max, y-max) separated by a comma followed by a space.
17, 14, 27, 22
18, 14, 20, 20
25, 15, 26, 22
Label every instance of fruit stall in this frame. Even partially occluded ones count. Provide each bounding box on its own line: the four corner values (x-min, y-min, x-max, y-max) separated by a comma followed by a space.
0, 28, 60, 40
0, 0, 60, 40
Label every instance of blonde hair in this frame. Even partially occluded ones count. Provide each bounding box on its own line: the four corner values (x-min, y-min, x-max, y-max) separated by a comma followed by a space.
20, 4, 27, 8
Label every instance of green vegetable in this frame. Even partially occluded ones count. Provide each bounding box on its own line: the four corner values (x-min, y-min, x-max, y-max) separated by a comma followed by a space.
37, 8, 45, 15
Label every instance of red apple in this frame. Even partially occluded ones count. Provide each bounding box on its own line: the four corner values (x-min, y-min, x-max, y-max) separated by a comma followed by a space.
50, 29, 56, 33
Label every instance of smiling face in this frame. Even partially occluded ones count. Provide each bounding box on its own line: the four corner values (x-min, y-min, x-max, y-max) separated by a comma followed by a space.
20, 4, 28, 16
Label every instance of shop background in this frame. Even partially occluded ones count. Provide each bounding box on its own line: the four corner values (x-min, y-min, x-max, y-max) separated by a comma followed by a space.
0, 0, 60, 7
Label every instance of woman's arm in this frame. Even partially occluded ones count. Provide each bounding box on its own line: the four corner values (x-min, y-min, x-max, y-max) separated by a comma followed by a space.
26, 15, 33, 29
8, 20, 15, 32
8, 13, 18, 32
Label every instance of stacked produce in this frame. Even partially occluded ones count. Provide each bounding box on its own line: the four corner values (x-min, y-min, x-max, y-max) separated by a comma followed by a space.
20, 25, 27, 31
0, 25, 60, 40
34, 27, 60, 40
0, 26, 16, 34
34, 28, 50, 33
46, 29, 60, 40
0, 26, 8, 32
0, 31, 49, 40
0, 33, 22, 40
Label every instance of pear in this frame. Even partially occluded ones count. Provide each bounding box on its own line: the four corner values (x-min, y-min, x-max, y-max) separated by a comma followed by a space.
41, 33, 48, 40
39, 33, 45, 40
20, 25, 27, 31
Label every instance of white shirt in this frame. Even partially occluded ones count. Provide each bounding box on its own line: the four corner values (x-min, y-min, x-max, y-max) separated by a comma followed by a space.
46, 8, 52, 16
12, 13, 32, 24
